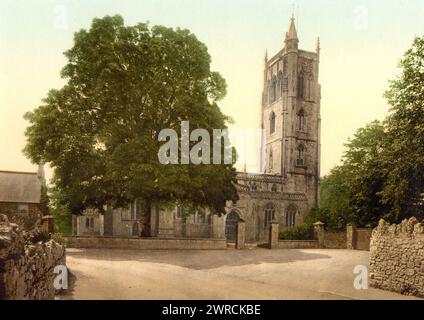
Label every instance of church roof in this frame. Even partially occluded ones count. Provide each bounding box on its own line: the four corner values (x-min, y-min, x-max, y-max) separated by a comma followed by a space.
0, 171, 42, 204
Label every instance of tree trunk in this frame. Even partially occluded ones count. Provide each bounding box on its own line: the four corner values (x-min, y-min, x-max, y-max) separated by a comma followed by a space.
140, 200, 151, 237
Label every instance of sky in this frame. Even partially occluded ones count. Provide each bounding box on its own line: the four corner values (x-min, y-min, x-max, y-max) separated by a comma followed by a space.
1, 0, 424, 182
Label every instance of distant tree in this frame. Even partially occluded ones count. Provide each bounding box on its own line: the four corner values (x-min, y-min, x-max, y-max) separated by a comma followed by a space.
305, 165, 352, 231
318, 166, 352, 229
381, 36, 424, 221
313, 37, 424, 226
342, 120, 389, 226
49, 186, 72, 235
307, 121, 388, 228
303, 37, 424, 229
24, 15, 238, 236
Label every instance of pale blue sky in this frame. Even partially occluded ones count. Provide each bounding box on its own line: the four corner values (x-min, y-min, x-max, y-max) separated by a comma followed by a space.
1, 0, 424, 180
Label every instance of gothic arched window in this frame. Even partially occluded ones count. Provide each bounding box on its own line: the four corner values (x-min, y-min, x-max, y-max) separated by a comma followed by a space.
264, 203, 276, 227
130, 200, 139, 220
270, 112, 276, 134
286, 205, 297, 227
296, 144, 306, 166
297, 109, 306, 131
298, 72, 304, 99
270, 77, 277, 102
283, 58, 288, 76
277, 71, 283, 97
269, 149, 273, 171
176, 206, 185, 219
271, 184, 278, 192
195, 209, 206, 224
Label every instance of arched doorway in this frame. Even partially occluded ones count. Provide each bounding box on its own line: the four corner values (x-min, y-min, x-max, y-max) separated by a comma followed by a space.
225, 211, 240, 242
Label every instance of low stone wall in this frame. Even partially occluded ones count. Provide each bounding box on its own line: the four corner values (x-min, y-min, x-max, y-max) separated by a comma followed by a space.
278, 240, 318, 249
323, 232, 346, 249
184, 223, 211, 238
0, 215, 66, 300
369, 218, 424, 297
313, 223, 346, 249
65, 236, 227, 250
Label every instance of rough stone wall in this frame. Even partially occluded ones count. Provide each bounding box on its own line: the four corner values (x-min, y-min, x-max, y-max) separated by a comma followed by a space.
369, 218, 424, 297
0, 203, 42, 230
0, 215, 66, 300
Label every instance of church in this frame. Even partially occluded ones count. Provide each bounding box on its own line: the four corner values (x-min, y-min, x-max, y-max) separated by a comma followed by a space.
72, 17, 321, 244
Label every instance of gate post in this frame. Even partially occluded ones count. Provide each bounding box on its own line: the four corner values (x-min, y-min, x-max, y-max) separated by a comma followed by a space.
41, 215, 55, 234
346, 223, 357, 250
268, 221, 279, 249
236, 219, 246, 249
313, 221, 325, 248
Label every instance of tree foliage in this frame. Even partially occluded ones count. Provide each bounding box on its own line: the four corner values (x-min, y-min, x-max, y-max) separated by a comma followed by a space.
312, 37, 424, 227
24, 15, 238, 234
48, 186, 72, 235
381, 36, 424, 220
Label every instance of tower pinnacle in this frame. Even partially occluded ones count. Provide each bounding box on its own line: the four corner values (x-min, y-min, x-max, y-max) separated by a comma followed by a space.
287, 16, 298, 40
316, 37, 321, 57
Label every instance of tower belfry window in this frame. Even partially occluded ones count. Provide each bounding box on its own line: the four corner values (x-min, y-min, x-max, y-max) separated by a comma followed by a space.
296, 144, 305, 166
297, 109, 305, 131
270, 112, 276, 134
269, 149, 273, 171
298, 73, 304, 99
270, 77, 277, 102
277, 71, 283, 97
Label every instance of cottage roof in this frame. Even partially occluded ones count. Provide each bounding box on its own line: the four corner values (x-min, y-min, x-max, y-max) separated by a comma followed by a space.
0, 171, 42, 204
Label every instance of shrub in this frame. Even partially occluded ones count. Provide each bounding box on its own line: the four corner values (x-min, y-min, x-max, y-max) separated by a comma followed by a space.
28, 230, 51, 244
51, 233, 67, 245
279, 224, 315, 240
304, 207, 346, 232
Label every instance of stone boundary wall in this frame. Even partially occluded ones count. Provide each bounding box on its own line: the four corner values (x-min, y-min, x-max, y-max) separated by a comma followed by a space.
65, 236, 227, 250
323, 232, 346, 249
278, 240, 318, 249
313, 222, 346, 249
0, 215, 66, 300
369, 218, 424, 297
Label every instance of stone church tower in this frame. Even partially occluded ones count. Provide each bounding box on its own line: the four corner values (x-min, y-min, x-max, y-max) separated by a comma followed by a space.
262, 17, 321, 209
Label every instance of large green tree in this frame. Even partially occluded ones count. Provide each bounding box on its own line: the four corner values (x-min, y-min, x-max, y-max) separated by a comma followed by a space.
312, 37, 424, 227
48, 186, 72, 235
342, 120, 389, 226
24, 15, 238, 235
312, 121, 388, 228
381, 36, 424, 221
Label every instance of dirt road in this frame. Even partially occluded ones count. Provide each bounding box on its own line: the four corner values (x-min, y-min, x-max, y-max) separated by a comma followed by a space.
60, 248, 419, 300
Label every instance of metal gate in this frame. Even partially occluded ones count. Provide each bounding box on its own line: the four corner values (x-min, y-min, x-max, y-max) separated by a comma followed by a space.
355, 228, 373, 251
225, 211, 240, 242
